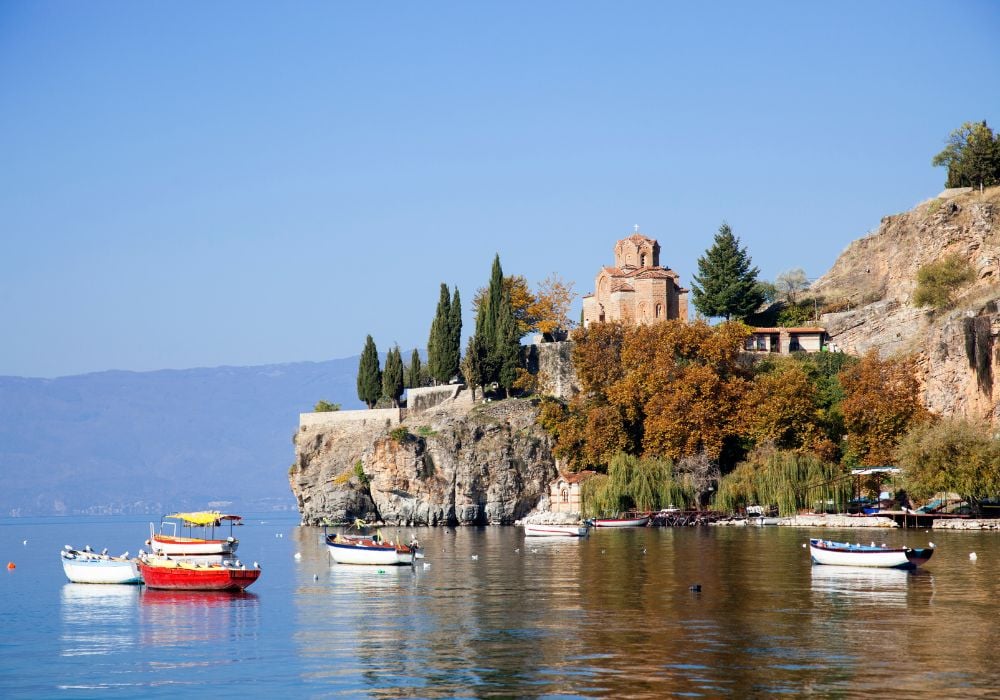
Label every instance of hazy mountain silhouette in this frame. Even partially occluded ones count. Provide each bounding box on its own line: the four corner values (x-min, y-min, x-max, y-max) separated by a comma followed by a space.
0, 359, 363, 516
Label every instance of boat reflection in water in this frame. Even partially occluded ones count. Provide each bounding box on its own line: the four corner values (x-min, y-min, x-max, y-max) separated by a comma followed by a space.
810, 564, 932, 608
137, 588, 259, 648
60, 583, 140, 658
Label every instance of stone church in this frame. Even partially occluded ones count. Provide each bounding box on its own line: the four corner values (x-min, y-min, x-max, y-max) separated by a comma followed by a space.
581, 230, 689, 327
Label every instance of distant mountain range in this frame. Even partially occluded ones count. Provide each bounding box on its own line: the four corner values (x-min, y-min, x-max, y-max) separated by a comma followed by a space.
0, 359, 363, 516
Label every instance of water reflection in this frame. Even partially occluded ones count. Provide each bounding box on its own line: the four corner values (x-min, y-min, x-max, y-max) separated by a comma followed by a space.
810, 564, 918, 607
137, 588, 260, 650
60, 584, 139, 658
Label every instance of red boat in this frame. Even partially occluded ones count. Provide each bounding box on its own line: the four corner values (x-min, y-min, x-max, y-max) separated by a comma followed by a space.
137, 557, 261, 591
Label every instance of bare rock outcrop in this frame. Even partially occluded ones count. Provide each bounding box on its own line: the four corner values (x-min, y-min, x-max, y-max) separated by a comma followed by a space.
289, 396, 557, 526
812, 187, 1000, 425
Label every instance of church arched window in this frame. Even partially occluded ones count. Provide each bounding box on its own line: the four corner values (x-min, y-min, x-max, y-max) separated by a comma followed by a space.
656, 303, 663, 318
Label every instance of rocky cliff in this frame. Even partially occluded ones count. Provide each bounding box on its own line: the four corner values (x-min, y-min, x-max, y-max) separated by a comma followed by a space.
812, 186, 1000, 424
289, 394, 557, 526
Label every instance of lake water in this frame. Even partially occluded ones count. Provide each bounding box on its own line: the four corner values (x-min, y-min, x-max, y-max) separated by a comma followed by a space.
2, 515, 999, 698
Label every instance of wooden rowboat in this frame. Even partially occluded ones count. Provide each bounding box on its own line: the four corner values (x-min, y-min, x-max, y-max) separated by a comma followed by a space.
60, 546, 141, 585
809, 538, 934, 569
590, 515, 650, 528
524, 523, 589, 537
326, 532, 421, 566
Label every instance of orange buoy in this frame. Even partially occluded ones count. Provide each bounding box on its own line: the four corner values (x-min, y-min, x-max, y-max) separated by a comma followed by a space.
6, 562, 15, 570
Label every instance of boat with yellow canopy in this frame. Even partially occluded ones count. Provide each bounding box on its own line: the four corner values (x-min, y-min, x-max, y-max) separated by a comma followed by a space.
146, 511, 242, 557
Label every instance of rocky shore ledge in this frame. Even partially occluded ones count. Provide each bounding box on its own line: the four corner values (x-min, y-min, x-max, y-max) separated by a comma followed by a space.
713, 514, 899, 528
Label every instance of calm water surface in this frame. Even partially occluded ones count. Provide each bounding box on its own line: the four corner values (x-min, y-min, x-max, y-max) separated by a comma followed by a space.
1, 515, 998, 698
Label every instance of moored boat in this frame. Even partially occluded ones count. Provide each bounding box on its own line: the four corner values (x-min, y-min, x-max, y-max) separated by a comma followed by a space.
524, 523, 589, 537
590, 515, 650, 528
147, 511, 242, 557
809, 538, 934, 569
137, 555, 260, 591
326, 531, 421, 566
60, 546, 141, 584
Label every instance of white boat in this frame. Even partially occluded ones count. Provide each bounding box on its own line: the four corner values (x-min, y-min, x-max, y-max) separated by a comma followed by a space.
60, 546, 141, 584
808, 538, 934, 569
591, 515, 650, 528
524, 523, 589, 537
326, 532, 421, 566
147, 511, 241, 557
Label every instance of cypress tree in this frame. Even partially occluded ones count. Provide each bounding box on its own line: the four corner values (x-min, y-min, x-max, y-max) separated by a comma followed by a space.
691, 222, 764, 321
495, 285, 521, 394
407, 349, 422, 389
446, 287, 462, 382
357, 335, 382, 409
382, 345, 404, 407
462, 333, 486, 401
427, 283, 451, 384
473, 254, 521, 394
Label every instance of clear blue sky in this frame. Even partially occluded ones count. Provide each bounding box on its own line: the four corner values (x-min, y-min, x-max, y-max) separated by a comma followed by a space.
2, 1, 998, 378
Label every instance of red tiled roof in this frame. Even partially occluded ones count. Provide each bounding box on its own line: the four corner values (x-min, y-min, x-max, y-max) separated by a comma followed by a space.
559, 470, 597, 484
624, 233, 657, 246
750, 326, 826, 333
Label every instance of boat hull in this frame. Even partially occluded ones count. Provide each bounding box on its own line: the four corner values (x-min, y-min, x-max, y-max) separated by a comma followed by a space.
326, 537, 415, 565
61, 552, 141, 584
524, 524, 589, 537
592, 516, 650, 528
148, 534, 238, 557
809, 539, 934, 569
137, 560, 260, 590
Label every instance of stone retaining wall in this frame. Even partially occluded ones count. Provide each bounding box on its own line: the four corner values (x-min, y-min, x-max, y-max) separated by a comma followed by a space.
933, 519, 1000, 530
299, 407, 401, 430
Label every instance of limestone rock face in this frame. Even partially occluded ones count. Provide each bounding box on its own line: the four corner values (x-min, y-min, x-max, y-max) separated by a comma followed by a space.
290, 397, 557, 526
812, 187, 1000, 424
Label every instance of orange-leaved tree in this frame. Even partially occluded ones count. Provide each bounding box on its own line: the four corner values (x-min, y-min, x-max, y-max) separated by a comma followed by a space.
839, 350, 928, 465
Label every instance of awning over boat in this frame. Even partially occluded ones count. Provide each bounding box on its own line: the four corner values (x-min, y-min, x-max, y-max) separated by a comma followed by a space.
165, 511, 243, 526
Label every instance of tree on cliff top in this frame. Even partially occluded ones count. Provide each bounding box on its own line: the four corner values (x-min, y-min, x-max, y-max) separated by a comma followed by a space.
382, 345, 404, 407
691, 223, 764, 321
473, 254, 522, 395
357, 335, 382, 409
406, 348, 422, 389
427, 283, 462, 384
447, 287, 462, 379
932, 120, 1000, 189
427, 283, 451, 384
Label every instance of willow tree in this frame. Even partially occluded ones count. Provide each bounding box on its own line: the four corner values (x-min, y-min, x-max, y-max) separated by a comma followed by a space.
580, 452, 695, 516
714, 448, 850, 516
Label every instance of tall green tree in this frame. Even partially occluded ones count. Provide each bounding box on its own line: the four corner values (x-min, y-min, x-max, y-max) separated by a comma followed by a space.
473, 254, 522, 395
356, 335, 382, 409
932, 120, 1000, 189
382, 345, 404, 407
406, 348, 422, 389
691, 222, 764, 321
446, 287, 462, 381
427, 283, 451, 384
462, 334, 486, 401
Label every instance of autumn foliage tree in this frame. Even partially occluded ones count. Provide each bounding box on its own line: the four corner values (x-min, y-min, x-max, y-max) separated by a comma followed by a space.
540, 320, 754, 471
839, 350, 928, 466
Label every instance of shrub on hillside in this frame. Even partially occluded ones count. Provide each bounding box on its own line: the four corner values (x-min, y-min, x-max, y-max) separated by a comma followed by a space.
912, 255, 974, 309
